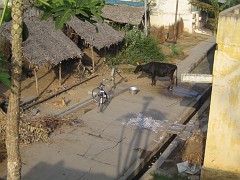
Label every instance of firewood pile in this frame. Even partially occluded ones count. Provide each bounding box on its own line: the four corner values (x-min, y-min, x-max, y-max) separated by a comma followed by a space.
0, 112, 77, 144
19, 116, 74, 144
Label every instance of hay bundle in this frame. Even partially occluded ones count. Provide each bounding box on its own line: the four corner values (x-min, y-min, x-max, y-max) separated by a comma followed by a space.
182, 131, 204, 166
150, 26, 166, 43
177, 18, 184, 37
167, 25, 175, 40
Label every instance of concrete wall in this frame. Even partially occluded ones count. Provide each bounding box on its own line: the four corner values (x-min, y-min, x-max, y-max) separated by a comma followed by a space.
202, 4, 240, 179
150, 0, 198, 33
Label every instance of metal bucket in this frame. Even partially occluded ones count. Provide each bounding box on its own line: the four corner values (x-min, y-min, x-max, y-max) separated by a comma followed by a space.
129, 87, 139, 94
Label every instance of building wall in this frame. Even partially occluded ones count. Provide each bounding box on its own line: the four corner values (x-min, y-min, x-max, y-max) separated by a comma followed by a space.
202, 5, 240, 179
150, 0, 198, 33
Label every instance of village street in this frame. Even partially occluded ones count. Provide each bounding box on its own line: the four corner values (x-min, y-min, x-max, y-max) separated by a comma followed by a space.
0, 36, 216, 180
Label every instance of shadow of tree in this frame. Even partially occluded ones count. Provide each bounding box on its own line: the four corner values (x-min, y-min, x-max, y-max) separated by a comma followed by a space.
20, 160, 113, 180
116, 96, 167, 178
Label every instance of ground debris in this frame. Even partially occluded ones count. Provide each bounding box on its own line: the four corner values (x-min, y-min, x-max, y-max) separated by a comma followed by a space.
1, 114, 76, 145
19, 115, 75, 144
182, 131, 204, 166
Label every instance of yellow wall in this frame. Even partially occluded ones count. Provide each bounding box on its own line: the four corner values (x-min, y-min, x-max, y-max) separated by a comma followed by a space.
203, 5, 240, 175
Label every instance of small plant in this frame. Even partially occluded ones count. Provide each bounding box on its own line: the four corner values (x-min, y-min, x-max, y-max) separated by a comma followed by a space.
170, 45, 183, 57
0, 52, 11, 87
106, 28, 165, 66
151, 171, 188, 180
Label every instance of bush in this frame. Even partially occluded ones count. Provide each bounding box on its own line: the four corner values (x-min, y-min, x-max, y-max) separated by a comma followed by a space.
106, 28, 165, 66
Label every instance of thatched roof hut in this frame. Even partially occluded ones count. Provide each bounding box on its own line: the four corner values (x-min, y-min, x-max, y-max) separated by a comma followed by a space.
0, 16, 83, 94
102, 4, 145, 26
0, 16, 83, 67
66, 17, 124, 50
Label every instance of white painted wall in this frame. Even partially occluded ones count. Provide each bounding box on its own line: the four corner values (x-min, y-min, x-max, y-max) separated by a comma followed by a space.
0, 0, 6, 8
150, 0, 199, 33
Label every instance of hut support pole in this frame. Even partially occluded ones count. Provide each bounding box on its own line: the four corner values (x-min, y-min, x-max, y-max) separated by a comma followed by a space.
104, 47, 106, 62
91, 45, 95, 71
111, 68, 116, 88
34, 68, 39, 96
116, 44, 119, 56
59, 62, 62, 86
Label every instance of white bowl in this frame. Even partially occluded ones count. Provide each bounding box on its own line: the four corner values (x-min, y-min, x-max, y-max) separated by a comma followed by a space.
129, 87, 139, 94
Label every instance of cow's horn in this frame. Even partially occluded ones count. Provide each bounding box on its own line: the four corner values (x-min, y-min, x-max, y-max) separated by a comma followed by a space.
137, 62, 140, 65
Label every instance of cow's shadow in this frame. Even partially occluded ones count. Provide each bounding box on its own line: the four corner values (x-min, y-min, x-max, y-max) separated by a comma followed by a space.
137, 73, 174, 89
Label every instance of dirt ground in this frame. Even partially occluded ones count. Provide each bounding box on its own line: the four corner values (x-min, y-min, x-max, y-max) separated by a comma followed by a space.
0, 32, 210, 165
1, 32, 210, 104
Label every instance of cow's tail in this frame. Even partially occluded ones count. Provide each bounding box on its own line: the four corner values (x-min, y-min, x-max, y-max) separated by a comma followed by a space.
175, 67, 178, 87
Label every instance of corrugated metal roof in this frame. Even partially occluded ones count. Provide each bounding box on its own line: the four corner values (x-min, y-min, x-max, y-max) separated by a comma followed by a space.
105, 0, 144, 7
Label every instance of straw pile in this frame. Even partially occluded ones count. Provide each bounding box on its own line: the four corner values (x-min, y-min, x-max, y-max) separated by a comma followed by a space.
182, 131, 204, 166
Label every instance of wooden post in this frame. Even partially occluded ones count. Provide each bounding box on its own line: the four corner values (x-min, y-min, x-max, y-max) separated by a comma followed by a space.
111, 68, 116, 88
144, 0, 148, 36
173, 0, 179, 43
34, 68, 39, 96
59, 62, 62, 86
104, 47, 106, 62
90, 37, 95, 71
91, 46, 95, 72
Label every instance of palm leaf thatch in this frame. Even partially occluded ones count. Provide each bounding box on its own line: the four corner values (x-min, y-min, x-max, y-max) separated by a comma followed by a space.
0, 17, 82, 67
66, 17, 124, 50
102, 4, 144, 26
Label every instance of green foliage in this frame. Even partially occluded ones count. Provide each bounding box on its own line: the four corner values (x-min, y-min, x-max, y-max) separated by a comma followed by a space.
0, 0, 12, 27
0, 0, 29, 41
34, 0, 106, 29
107, 28, 165, 66
0, 53, 11, 87
169, 45, 183, 57
2, 5, 11, 22
189, 0, 236, 35
151, 171, 188, 180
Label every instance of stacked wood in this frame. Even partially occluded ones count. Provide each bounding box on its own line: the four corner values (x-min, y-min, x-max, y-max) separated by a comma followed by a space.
19, 116, 75, 144
0, 114, 76, 145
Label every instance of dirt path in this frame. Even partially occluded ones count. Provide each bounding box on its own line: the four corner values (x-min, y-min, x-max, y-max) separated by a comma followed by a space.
0, 32, 210, 165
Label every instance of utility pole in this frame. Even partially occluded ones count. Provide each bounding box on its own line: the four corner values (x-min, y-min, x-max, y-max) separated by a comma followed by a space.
173, 0, 179, 43
144, 0, 148, 36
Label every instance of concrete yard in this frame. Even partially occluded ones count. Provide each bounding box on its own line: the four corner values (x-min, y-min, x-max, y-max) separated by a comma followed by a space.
0, 36, 216, 180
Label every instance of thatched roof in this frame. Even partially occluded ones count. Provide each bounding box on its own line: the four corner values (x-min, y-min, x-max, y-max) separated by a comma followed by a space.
102, 4, 145, 25
0, 17, 82, 66
66, 17, 124, 50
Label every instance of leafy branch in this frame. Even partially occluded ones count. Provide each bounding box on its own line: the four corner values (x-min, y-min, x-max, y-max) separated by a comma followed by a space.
34, 0, 106, 29
189, 0, 232, 35
0, 53, 11, 87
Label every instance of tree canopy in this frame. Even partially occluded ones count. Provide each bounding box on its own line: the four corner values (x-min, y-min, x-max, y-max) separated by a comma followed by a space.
34, 0, 106, 29
189, 0, 238, 35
